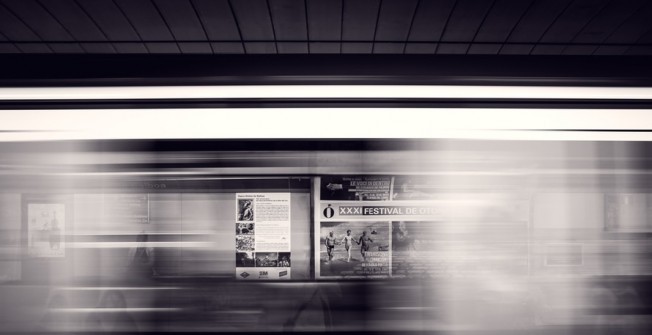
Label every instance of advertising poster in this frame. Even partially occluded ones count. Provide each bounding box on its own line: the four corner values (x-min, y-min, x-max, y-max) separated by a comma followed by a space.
315, 176, 530, 279
27, 203, 65, 258
320, 176, 392, 201
235, 193, 291, 280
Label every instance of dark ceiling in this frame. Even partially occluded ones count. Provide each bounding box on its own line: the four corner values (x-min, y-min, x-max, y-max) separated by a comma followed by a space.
0, 0, 651, 55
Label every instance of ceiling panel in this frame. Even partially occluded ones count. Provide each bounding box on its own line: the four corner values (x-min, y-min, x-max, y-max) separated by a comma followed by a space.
467, 43, 501, 54
0, 0, 648, 55
407, 0, 456, 42
230, 0, 276, 40
113, 43, 148, 53
146, 42, 181, 54
474, 0, 535, 43
192, 0, 242, 40
16, 43, 52, 53
211, 42, 245, 54
506, 0, 572, 43
75, 0, 141, 41
404, 42, 437, 54
0, 4, 42, 41
277, 41, 308, 53
39, 0, 108, 41
115, 0, 175, 42
538, 0, 611, 44
244, 42, 276, 54
49, 42, 85, 53
440, 0, 495, 43
604, 1, 652, 45
437, 43, 470, 54
342, 0, 380, 41
1, 0, 74, 41
0, 43, 19, 53
80, 42, 116, 54
178, 42, 212, 53
309, 42, 340, 53
570, 0, 646, 44
153, 0, 208, 40
374, 0, 418, 41
307, 0, 341, 41
269, 0, 307, 40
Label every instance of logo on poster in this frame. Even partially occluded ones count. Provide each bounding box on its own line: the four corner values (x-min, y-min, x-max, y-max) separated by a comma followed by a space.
323, 204, 335, 218
240, 272, 250, 278
259, 271, 269, 279
279, 270, 288, 277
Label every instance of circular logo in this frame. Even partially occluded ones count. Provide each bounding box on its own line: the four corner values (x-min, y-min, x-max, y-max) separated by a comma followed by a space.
323, 204, 334, 218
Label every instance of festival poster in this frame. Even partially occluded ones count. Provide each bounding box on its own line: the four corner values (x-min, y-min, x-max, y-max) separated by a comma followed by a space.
315, 176, 531, 279
235, 193, 291, 280
27, 203, 65, 258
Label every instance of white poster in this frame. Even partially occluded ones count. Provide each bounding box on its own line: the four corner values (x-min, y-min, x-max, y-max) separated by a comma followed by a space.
28, 203, 65, 258
235, 193, 291, 280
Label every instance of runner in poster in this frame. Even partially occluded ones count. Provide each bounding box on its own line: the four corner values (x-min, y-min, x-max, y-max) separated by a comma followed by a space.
325, 231, 336, 262
357, 230, 374, 261
341, 230, 354, 262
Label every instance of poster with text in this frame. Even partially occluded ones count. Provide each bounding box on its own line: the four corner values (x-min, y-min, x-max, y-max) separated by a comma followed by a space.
235, 193, 291, 280
320, 176, 392, 201
315, 176, 531, 279
28, 203, 65, 258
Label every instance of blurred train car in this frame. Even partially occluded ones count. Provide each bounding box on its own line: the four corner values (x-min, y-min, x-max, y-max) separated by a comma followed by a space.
1, 139, 652, 334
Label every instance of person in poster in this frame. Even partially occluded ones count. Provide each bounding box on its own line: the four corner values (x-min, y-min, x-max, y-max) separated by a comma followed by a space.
341, 230, 354, 262
357, 230, 374, 262
325, 231, 336, 262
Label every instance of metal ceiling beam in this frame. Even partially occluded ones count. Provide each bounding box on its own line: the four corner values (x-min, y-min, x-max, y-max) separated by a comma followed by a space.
0, 54, 651, 87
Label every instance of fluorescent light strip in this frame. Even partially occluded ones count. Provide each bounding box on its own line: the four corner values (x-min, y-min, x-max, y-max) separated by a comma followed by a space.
0, 85, 651, 100
1, 108, 652, 141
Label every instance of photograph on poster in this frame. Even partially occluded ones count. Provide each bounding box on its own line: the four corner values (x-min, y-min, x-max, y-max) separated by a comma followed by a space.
278, 252, 291, 267
237, 199, 254, 221
255, 252, 278, 267
236, 222, 255, 235
319, 221, 390, 277
236, 252, 255, 267
236, 235, 254, 252
27, 203, 65, 258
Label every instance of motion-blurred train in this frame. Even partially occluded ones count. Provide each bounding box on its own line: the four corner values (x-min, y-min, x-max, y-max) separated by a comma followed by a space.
1, 138, 652, 334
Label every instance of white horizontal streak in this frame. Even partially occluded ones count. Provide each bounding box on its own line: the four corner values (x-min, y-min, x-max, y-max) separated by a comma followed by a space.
0, 85, 651, 100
